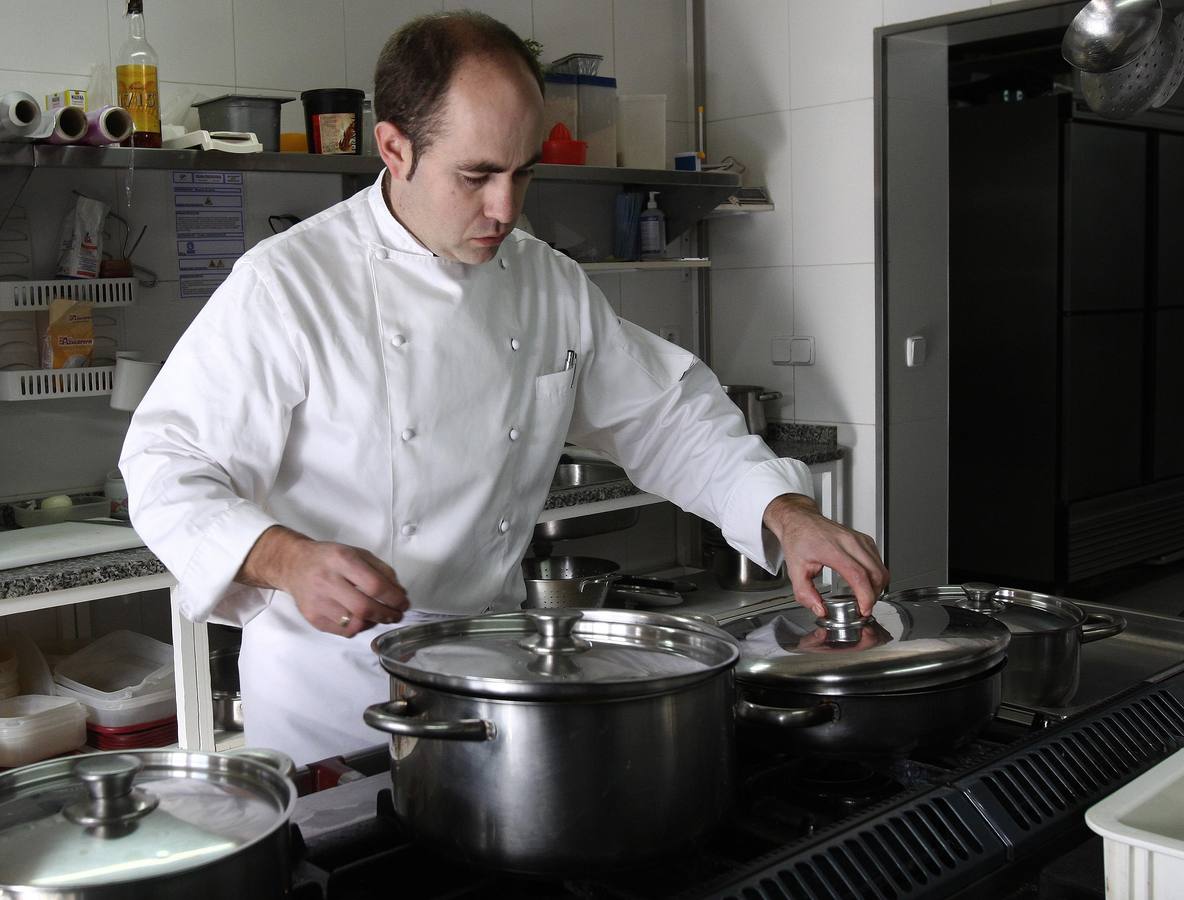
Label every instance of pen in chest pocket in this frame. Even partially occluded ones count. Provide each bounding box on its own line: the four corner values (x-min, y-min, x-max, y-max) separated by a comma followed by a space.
563, 349, 577, 387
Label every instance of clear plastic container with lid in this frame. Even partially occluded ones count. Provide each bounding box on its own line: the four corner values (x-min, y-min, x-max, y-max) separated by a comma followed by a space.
52, 630, 176, 727
0, 695, 87, 767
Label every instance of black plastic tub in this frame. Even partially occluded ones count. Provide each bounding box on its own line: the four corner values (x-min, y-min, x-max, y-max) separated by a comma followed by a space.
300, 88, 364, 155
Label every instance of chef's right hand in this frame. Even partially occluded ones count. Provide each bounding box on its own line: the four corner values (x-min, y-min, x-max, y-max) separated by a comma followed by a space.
236, 525, 410, 637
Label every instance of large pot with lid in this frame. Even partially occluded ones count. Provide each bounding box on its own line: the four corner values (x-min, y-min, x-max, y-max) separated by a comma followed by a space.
365, 608, 738, 875
885, 583, 1126, 708
729, 595, 1012, 757
0, 750, 297, 898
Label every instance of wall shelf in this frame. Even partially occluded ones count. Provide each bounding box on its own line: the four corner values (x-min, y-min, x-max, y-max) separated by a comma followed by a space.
0, 366, 114, 401
580, 258, 710, 273
0, 277, 136, 311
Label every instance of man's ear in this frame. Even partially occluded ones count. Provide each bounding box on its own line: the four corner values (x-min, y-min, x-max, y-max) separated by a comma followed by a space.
375, 120, 414, 182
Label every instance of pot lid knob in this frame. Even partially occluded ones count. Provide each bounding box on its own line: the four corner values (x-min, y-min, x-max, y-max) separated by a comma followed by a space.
519, 609, 592, 655
959, 582, 1006, 613
817, 595, 871, 643
63, 754, 159, 830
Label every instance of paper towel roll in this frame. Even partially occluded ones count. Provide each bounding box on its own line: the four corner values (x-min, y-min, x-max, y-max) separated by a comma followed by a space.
0, 91, 42, 141
82, 105, 134, 146
110, 356, 161, 411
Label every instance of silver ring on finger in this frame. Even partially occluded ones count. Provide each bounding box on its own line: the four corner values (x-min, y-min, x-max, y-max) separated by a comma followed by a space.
338, 613, 352, 628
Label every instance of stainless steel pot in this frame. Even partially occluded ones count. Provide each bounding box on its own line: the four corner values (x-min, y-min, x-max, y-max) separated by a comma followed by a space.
521, 556, 684, 609
885, 582, 1127, 708
0, 750, 297, 898
728, 595, 1012, 757
365, 608, 739, 874
702, 527, 786, 591
210, 646, 243, 732
721, 384, 782, 435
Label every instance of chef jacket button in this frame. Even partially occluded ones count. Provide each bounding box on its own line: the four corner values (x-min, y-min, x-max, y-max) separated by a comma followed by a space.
391, 334, 406, 347
510, 338, 520, 351
498, 519, 510, 534
401, 523, 417, 536
508, 427, 520, 441
375, 249, 389, 261
401, 428, 415, 441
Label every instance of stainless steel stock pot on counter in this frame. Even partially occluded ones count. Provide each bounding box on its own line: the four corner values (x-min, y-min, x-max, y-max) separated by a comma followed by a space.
365, 607, 739, 875
883, 582, 1126, 708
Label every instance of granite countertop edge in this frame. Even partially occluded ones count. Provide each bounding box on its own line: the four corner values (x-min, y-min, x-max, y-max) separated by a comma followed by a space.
2, 425, 840, 599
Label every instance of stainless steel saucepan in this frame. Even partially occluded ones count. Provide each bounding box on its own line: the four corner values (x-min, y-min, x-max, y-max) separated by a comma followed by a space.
521, 556, 686, 609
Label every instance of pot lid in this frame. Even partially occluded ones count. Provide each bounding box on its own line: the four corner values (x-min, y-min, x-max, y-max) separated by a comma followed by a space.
884, 583, 1086, 634
729, 595, 1011, 694
371, 608, 738, 700
0, 751, 295, 890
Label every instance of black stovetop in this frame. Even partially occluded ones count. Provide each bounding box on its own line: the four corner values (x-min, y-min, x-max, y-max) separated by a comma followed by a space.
288, 718, 1041, 900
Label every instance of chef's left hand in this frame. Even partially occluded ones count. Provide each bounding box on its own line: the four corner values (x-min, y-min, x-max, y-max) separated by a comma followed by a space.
762, 493, 888, 617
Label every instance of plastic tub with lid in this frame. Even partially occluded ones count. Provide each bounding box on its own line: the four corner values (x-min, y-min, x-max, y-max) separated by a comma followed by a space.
53, 630, 173, 698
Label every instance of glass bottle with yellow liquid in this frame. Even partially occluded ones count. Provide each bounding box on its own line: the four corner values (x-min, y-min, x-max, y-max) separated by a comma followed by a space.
116, 0, 161, 148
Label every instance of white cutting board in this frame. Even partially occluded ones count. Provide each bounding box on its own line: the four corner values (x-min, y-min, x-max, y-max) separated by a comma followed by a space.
0, 521, 145, 571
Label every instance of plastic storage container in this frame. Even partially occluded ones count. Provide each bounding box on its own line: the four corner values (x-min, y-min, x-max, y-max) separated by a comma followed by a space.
300, 88, 364, 155
576, 75, 617, 167
617, 94, 667, 169
543, 74, 617, 167
1086, 747, 1184, 899
0, 695, 87, 767
192, 94, 287, 151
52, 630, 176, 727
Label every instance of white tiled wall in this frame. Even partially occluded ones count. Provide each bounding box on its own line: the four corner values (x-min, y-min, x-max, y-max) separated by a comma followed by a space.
705, 0, 995, 560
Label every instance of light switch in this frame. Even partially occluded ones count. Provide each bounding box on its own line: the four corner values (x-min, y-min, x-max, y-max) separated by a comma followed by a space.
906, 335, 927, 368
772, 335, 815, 366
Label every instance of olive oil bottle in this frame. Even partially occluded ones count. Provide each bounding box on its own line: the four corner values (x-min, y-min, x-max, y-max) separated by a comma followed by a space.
115, 0, 161, 148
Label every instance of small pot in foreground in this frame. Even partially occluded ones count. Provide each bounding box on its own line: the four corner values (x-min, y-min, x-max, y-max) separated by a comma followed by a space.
366, 608, 739, 875
728, 595, 1012, 758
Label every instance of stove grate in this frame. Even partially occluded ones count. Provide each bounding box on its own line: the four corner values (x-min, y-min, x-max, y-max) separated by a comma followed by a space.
705, 678, 1184, 900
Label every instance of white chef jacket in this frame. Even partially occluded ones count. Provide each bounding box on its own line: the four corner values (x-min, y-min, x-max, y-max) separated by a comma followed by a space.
120, 171, 812, 764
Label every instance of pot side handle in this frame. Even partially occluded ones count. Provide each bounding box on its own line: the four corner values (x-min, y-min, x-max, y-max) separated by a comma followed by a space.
735, 699, 836, 729
1081, 612, 1127, 644
363, 700, 495, 741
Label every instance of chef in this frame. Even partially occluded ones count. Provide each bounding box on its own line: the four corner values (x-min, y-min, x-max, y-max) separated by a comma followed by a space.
120, 11, 888, 764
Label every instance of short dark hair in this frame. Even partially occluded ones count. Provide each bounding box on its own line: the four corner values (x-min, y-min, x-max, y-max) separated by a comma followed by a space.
373, 11, 544, 178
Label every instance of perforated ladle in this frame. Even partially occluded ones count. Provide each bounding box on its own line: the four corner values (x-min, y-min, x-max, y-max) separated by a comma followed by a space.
1062, 0, 1163, 73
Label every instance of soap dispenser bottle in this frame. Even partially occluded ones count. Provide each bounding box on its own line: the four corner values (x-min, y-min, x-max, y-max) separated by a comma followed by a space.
640, 191, 666, 260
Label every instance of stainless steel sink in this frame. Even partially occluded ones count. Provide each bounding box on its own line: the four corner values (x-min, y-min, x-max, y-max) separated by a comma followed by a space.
550, 462, 627, 490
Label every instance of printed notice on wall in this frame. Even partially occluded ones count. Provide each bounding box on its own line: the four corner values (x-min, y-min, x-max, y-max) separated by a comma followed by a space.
173, 171, 246, 301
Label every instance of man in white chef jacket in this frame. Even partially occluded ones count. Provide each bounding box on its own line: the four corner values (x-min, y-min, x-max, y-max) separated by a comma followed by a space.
121, 12, 888, 765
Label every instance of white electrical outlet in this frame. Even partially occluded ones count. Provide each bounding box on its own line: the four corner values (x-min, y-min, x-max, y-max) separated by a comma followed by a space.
772, 335, 815, 366
660, 325, 681, 346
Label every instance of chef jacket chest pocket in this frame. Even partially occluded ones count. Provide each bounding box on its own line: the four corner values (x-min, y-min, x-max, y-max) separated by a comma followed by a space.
531, 369, 577, 443
535, 368, 575, 405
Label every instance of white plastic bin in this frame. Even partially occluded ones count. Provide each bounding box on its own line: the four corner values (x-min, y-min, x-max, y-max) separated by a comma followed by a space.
0, 695, 87, 767
576, 75, 617, 167
1086, 747, 1184, 899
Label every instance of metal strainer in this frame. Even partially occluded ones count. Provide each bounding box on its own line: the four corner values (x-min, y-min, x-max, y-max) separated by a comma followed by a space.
522, 556, 619, 609
1080, 13, 1184, 118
